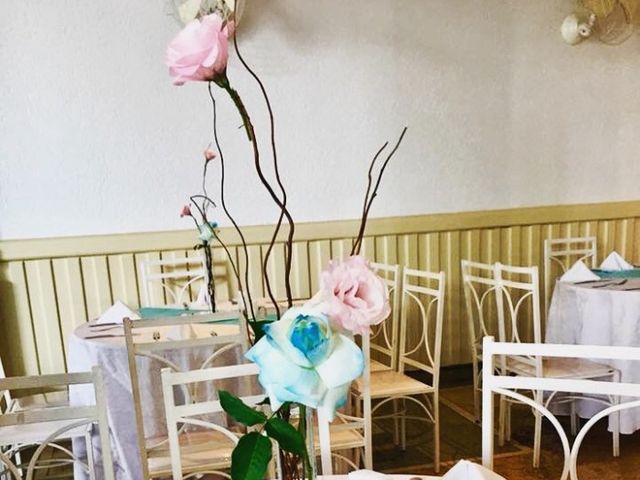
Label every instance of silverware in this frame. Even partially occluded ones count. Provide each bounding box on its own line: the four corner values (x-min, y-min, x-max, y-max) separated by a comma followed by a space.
85, 333, 138, 339
88, 322, 120, 327
574, 279, 605, 284
592, 279, 628, 288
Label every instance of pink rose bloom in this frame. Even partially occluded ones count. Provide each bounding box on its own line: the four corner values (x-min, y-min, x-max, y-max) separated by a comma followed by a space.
316, 255, 391, 335
166, 14, 235, 86
203, 148, 217, 161
180, 205, 191, 217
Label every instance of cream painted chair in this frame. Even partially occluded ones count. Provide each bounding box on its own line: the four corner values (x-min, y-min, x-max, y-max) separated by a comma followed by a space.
123, 312, 249, 479
369, 262, 403, 372
0, 367, 114, 480
482, 338, 630, 479
139, 256, 208, 307
543, 236, 597, 316
317, 334, 373, 476
494, 262, 619, 468
354, 268, 446, 473
461, 260, 501, 422
161, 362, 276, 480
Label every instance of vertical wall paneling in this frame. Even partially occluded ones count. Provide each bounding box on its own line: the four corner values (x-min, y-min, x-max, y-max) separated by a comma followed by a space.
1, 202, 639, 373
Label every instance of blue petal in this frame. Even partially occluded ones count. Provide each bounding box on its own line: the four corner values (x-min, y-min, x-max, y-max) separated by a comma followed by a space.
318, 384, 350, 421
315, 334, 364, 389
246, 337, 326, 408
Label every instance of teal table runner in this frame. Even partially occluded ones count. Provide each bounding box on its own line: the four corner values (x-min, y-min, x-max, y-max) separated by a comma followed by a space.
592, 268, 640, 279
137, 307, 240, 325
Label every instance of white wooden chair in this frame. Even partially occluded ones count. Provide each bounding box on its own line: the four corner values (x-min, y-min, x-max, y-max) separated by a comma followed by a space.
494, 262, 619, 468
482, 338, 631, 480
543, 237, 597, 316
0, 354, 69, 415
353, 268, 446, 473
317, 334, 373, 476
123, 312, 249, 479
160, 362, 276, 480
369, 263, 403, 372
139, 256, 208, 307
461, 260, 501, 421
0, 367, 114, 480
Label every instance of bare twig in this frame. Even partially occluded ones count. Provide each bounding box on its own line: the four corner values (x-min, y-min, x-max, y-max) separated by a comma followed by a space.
207, 82, 256, 321
352, 127, 408, 255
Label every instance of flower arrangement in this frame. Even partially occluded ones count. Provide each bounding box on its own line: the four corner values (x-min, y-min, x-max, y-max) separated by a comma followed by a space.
166, 2, 407, 479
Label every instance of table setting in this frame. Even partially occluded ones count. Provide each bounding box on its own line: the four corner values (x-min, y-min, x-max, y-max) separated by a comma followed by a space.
546, 250, 640, 433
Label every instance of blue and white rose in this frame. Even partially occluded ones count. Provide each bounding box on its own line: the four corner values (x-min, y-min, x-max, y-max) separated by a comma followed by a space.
245, 306, 364, 420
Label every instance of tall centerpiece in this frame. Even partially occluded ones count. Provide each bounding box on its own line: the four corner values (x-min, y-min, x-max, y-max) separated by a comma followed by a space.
166, 2, 407, 478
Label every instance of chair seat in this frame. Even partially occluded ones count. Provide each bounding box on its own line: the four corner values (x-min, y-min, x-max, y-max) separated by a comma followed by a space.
146, 430, 237, 477
0, 419, 90, 447
355, 370, 435, 399
506, 356, 616, 379
10, 391, 69, 412
313, 418, 365, 452
370, 360, 392, 372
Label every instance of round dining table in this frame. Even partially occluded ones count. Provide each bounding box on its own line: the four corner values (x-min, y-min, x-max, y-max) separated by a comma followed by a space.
546, 277, 640, 434
67, 320, 246, 480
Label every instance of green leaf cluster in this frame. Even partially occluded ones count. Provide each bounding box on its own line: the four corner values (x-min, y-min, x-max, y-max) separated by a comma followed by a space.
219, 391, 308, 480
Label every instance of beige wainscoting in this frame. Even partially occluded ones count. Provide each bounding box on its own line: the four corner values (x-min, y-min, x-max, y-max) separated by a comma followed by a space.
1, 200, 639, 377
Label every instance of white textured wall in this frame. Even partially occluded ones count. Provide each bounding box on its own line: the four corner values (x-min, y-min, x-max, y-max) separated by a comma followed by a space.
1, 0, 639, 240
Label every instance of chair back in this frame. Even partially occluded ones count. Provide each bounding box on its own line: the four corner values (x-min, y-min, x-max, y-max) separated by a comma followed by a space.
161, 362, 270, 480
123, 312, 249, 479
369, 262, 402, 370
317, 334, 372, 476
0, 354, 11, 411
543, 237, 597, 315
0, 367, 114, 480
494, 263, 542, 375
461, 260, 501, 358
482, 337, 638, 480
398, 269, 446, 390
139, 255, 207, 307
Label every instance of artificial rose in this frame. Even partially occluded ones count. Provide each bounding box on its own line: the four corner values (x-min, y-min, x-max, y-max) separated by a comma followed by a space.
198, 221, 218, 242
179, 204, 191, 217
166, 13, 234, 86
316, 255, 390, 335
245, 307, 364, 420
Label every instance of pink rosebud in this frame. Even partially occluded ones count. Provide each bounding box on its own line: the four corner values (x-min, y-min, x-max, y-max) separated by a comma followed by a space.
203, 148, 217, 161
166, 14, 234, 86
313, 255, 390, 335
180, 205, 191, 218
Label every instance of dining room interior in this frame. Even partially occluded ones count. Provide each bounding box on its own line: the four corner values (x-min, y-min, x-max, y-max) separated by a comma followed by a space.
1, 1, 640, 479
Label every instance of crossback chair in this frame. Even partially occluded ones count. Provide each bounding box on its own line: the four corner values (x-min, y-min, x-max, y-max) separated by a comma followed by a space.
161, 362, 276, 480
543, 237, 597, 317
139, 256, 208, 307
369, 263, 402, 372
461, 260, 501, 421
494, 262, 619, 468
0, 367, 114, 480
123, 312, 249, 479
353, 268, 446, 473
317, 334, 373, 476
482, 338, 631, 480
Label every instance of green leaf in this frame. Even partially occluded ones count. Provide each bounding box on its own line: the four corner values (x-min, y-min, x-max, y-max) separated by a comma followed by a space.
231, 432, 273, 480
265, 417, 306, 456
219, 390, 268, 426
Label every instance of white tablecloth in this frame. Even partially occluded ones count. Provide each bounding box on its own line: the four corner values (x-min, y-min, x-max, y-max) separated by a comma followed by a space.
68, 322, 247, 479
546, 278, 640, 434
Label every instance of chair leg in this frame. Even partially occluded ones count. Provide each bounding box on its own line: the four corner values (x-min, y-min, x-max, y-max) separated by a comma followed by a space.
570, 401, 578, 436
505, 400, 512, 442
533, 391, 543, 469
473, 365, 481, 423
612, 371, 621, 458
86, 429, 96, 480
400, 398, 407, 451
433, 393, 440, 474
498, 394, 506, 447
392, 398, 400, 446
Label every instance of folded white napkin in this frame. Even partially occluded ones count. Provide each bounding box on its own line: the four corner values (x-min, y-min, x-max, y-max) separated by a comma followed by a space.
347, 470, 388, 480
442, 460, 506, 479
95, 301, 140, 324
560, 260, 600, 283
600, 251, 634, 271
165, 323, 198, 341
